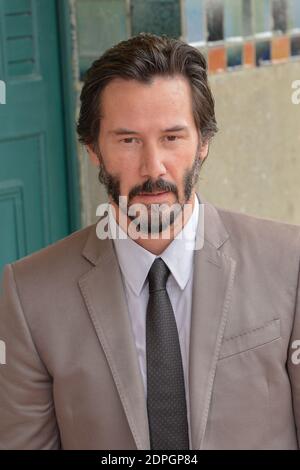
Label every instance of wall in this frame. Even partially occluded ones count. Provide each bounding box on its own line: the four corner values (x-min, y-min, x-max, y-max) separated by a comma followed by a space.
201, 60, 300, 224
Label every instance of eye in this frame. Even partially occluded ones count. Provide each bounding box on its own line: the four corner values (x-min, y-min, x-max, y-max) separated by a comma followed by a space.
165, 135, 180, 142
121, 137, 139, 144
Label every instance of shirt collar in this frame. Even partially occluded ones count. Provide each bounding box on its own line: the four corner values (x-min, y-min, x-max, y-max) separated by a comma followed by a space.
109, 194, 200, 296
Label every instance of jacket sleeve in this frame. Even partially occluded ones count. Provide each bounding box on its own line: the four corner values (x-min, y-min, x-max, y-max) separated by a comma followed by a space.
287, 235, 300, 449
0, 263, 61, 449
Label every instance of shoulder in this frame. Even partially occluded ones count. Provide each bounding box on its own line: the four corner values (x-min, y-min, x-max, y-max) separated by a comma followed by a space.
205, 205, 300, 299
214, 204, 300, 251
205, 203, 300, 283
8, 223, 96, 289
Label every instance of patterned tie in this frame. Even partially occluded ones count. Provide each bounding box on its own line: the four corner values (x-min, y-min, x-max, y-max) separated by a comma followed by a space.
146, 257, 189, 450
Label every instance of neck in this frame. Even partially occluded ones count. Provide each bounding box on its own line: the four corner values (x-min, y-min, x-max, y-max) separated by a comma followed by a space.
110, 192, 196, 256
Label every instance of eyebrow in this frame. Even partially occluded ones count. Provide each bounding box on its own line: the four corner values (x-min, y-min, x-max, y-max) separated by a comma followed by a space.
109, 125, 189, 136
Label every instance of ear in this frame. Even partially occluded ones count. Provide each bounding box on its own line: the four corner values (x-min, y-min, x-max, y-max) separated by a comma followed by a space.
86, 144, 100, 167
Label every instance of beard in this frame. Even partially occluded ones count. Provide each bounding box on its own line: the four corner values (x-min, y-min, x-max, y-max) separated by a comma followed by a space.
96, 141, 204, 234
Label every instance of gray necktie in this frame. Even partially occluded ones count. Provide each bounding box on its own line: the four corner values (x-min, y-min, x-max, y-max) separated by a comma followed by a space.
146, 257, 189, 450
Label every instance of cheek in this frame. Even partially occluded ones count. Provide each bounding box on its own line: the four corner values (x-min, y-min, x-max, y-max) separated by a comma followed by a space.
103, 146, 137, 175
114, 159, 140, 192
117, 159, 140, 182
167, 152, 194, 178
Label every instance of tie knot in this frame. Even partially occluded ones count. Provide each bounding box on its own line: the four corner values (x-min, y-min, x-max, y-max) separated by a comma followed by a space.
148, 258, 170, 293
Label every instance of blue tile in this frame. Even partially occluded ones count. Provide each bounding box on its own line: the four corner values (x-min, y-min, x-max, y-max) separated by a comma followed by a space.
256, 40, 271, 65
253, 0, 272, 34
224, 0, 243, 38
184, 0, 205, 43
227, 44, 243, 67
131, 0, 181, 38
242, 0, 253, 36
76, 0, 128, 79
288, 0, 300, 30
291, 36, 300, 55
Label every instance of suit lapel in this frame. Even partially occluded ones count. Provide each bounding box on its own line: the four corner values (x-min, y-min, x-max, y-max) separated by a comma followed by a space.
79, 229, 150, 450
189, 197, 236, 449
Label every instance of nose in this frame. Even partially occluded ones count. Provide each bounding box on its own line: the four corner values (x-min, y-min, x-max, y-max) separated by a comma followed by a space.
139, 142, 167, 179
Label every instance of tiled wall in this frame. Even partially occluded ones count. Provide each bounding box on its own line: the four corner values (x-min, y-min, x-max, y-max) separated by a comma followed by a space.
75, 0, 300, 78
186, 0, 300, 74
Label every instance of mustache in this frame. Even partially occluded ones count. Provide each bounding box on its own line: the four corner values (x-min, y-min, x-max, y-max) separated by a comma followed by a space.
129, 179, 178, 199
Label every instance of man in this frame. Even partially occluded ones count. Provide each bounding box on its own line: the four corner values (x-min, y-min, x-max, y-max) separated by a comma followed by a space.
0, 33, 299, 450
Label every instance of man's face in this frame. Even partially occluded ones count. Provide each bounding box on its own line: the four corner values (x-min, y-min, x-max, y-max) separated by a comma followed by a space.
87, 74, 209, 233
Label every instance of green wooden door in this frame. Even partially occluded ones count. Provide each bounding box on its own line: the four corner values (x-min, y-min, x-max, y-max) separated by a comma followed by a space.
0, 0, 71, 276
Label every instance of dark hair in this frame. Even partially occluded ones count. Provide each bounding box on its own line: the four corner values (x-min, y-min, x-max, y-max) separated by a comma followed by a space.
77, 33, 218, 149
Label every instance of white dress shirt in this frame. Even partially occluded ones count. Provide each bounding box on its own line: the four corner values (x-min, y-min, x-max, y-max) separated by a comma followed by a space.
108, 194, 200, 448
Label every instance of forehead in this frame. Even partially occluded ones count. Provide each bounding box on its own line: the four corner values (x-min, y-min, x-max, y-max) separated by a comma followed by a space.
100, 75, 195, 128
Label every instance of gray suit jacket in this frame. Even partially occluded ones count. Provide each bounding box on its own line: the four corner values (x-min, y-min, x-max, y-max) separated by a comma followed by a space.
0, 194, 300, 450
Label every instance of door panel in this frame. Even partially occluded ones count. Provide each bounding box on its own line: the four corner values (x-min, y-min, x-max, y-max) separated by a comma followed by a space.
0, 0, 70, 276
